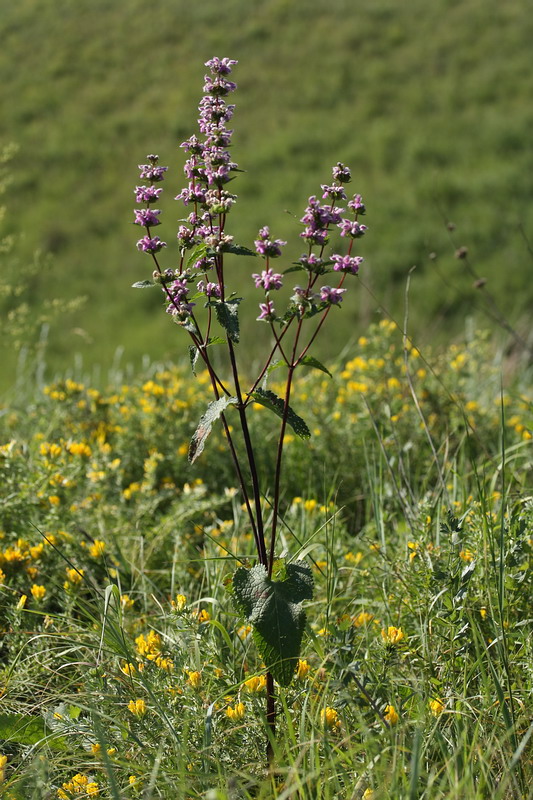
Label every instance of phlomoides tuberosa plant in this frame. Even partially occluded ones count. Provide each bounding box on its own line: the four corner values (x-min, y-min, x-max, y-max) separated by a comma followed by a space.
132, 56, 367, 760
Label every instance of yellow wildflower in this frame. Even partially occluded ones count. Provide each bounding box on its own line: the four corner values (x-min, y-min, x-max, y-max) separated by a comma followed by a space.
16, 594, 27, 610
48, 495, 61, 506
197, 609, 210, 623
88, 539, 106, 558
384, 704, 399, 725
429, 698, 445, 717
381, 626, 406, 646
120, 662, 136, 677
120, 594, 134, 611
30, 584, 46, 600
459, 549, 475, 562
172, 593, 187, 611
320, 707, 340, 729
187, 670, 202, 689
128, 698, 146, 717
407, 541, 419, 561
155, 656, 174, 672
345, 551, 363, 565
353, 611, 374, 627
480, 607, 488, 620
225, 702, 245, 721
135, 630, 161, 659
243, 675, 266, 693
0, 754, 7, 783
65, 567, 84, 585
296, 659, 311, 680
363, 790, 375, 800
67, 442, 92, 457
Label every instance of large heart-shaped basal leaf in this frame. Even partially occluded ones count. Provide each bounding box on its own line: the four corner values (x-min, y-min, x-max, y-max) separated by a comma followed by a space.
232, 561, 313, 687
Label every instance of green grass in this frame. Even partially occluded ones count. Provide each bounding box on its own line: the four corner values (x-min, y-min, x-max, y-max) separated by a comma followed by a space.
1, 0, 532, 387
0, 320, 531, 798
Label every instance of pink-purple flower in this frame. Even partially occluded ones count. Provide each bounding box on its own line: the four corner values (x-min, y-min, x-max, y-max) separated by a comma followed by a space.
197, 280, 221, 298
136, 235, 167, 254
331, 254, 363, 275
320, 286, 346, 305
138, 162, 168, 182
257, 300, 276, 321
338, 219, 368, 239
254, 226, 287, 258
348, 194, 366, 214
133, 208, 161, 227
134, 185, 163, 204
252, 268, 283, 291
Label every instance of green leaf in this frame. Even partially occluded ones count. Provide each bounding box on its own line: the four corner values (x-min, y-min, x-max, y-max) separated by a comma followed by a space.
214, 299, 241, 343
0, 713, 66, 751
186, 243, 208, 269
189, 344, 200, 376
250, 388, 311, 439
131, 280, 156, 289
188, 396, 237, 464
225, 244, 257, 257
299, 355, 332, 378
283, 265, 305, 275
232, 561, 313, 686
188, 338, 226, 375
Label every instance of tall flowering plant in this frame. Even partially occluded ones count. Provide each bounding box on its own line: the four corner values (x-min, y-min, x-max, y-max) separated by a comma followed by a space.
132, 57, 367, 752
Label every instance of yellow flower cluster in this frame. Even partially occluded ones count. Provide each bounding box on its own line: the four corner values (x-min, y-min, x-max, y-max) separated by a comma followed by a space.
225, 701, 245, 721
320, 707, 341, 729
57, 773, 99, 797
381, 626, 406, 646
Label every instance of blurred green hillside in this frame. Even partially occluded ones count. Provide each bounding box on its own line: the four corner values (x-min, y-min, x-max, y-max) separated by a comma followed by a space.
1, 0, 532, 385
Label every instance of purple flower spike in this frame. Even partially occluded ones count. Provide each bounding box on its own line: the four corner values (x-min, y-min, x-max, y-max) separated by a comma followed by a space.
331, 254, 364, 275
133, 208, 161, 227
320, 286, 346, 305
136, 235, 167, 254
252, 268, 283, 291
257, 300, 276, 321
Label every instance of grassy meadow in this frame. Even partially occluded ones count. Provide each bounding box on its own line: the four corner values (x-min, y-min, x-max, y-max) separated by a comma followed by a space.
0, 317, 532, 798
1, 0, 533, 384
1, 1, 533, 798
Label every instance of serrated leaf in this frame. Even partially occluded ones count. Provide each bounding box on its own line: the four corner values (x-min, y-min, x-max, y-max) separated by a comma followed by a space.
214, 299, 241, 343
186, 243, 208, 269
225, 244, 257, 257
283, 265, 305, 274
189, 345, 200, 376
188, 396, 237, 464
232, 562, 313, 686
188, 338, 226, 376
251, 388, 311, 439
299, 355, 332, 378
131, 280, 156, 288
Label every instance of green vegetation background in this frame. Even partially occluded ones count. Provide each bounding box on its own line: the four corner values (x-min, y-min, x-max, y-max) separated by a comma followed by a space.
1, 0, 532, 384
